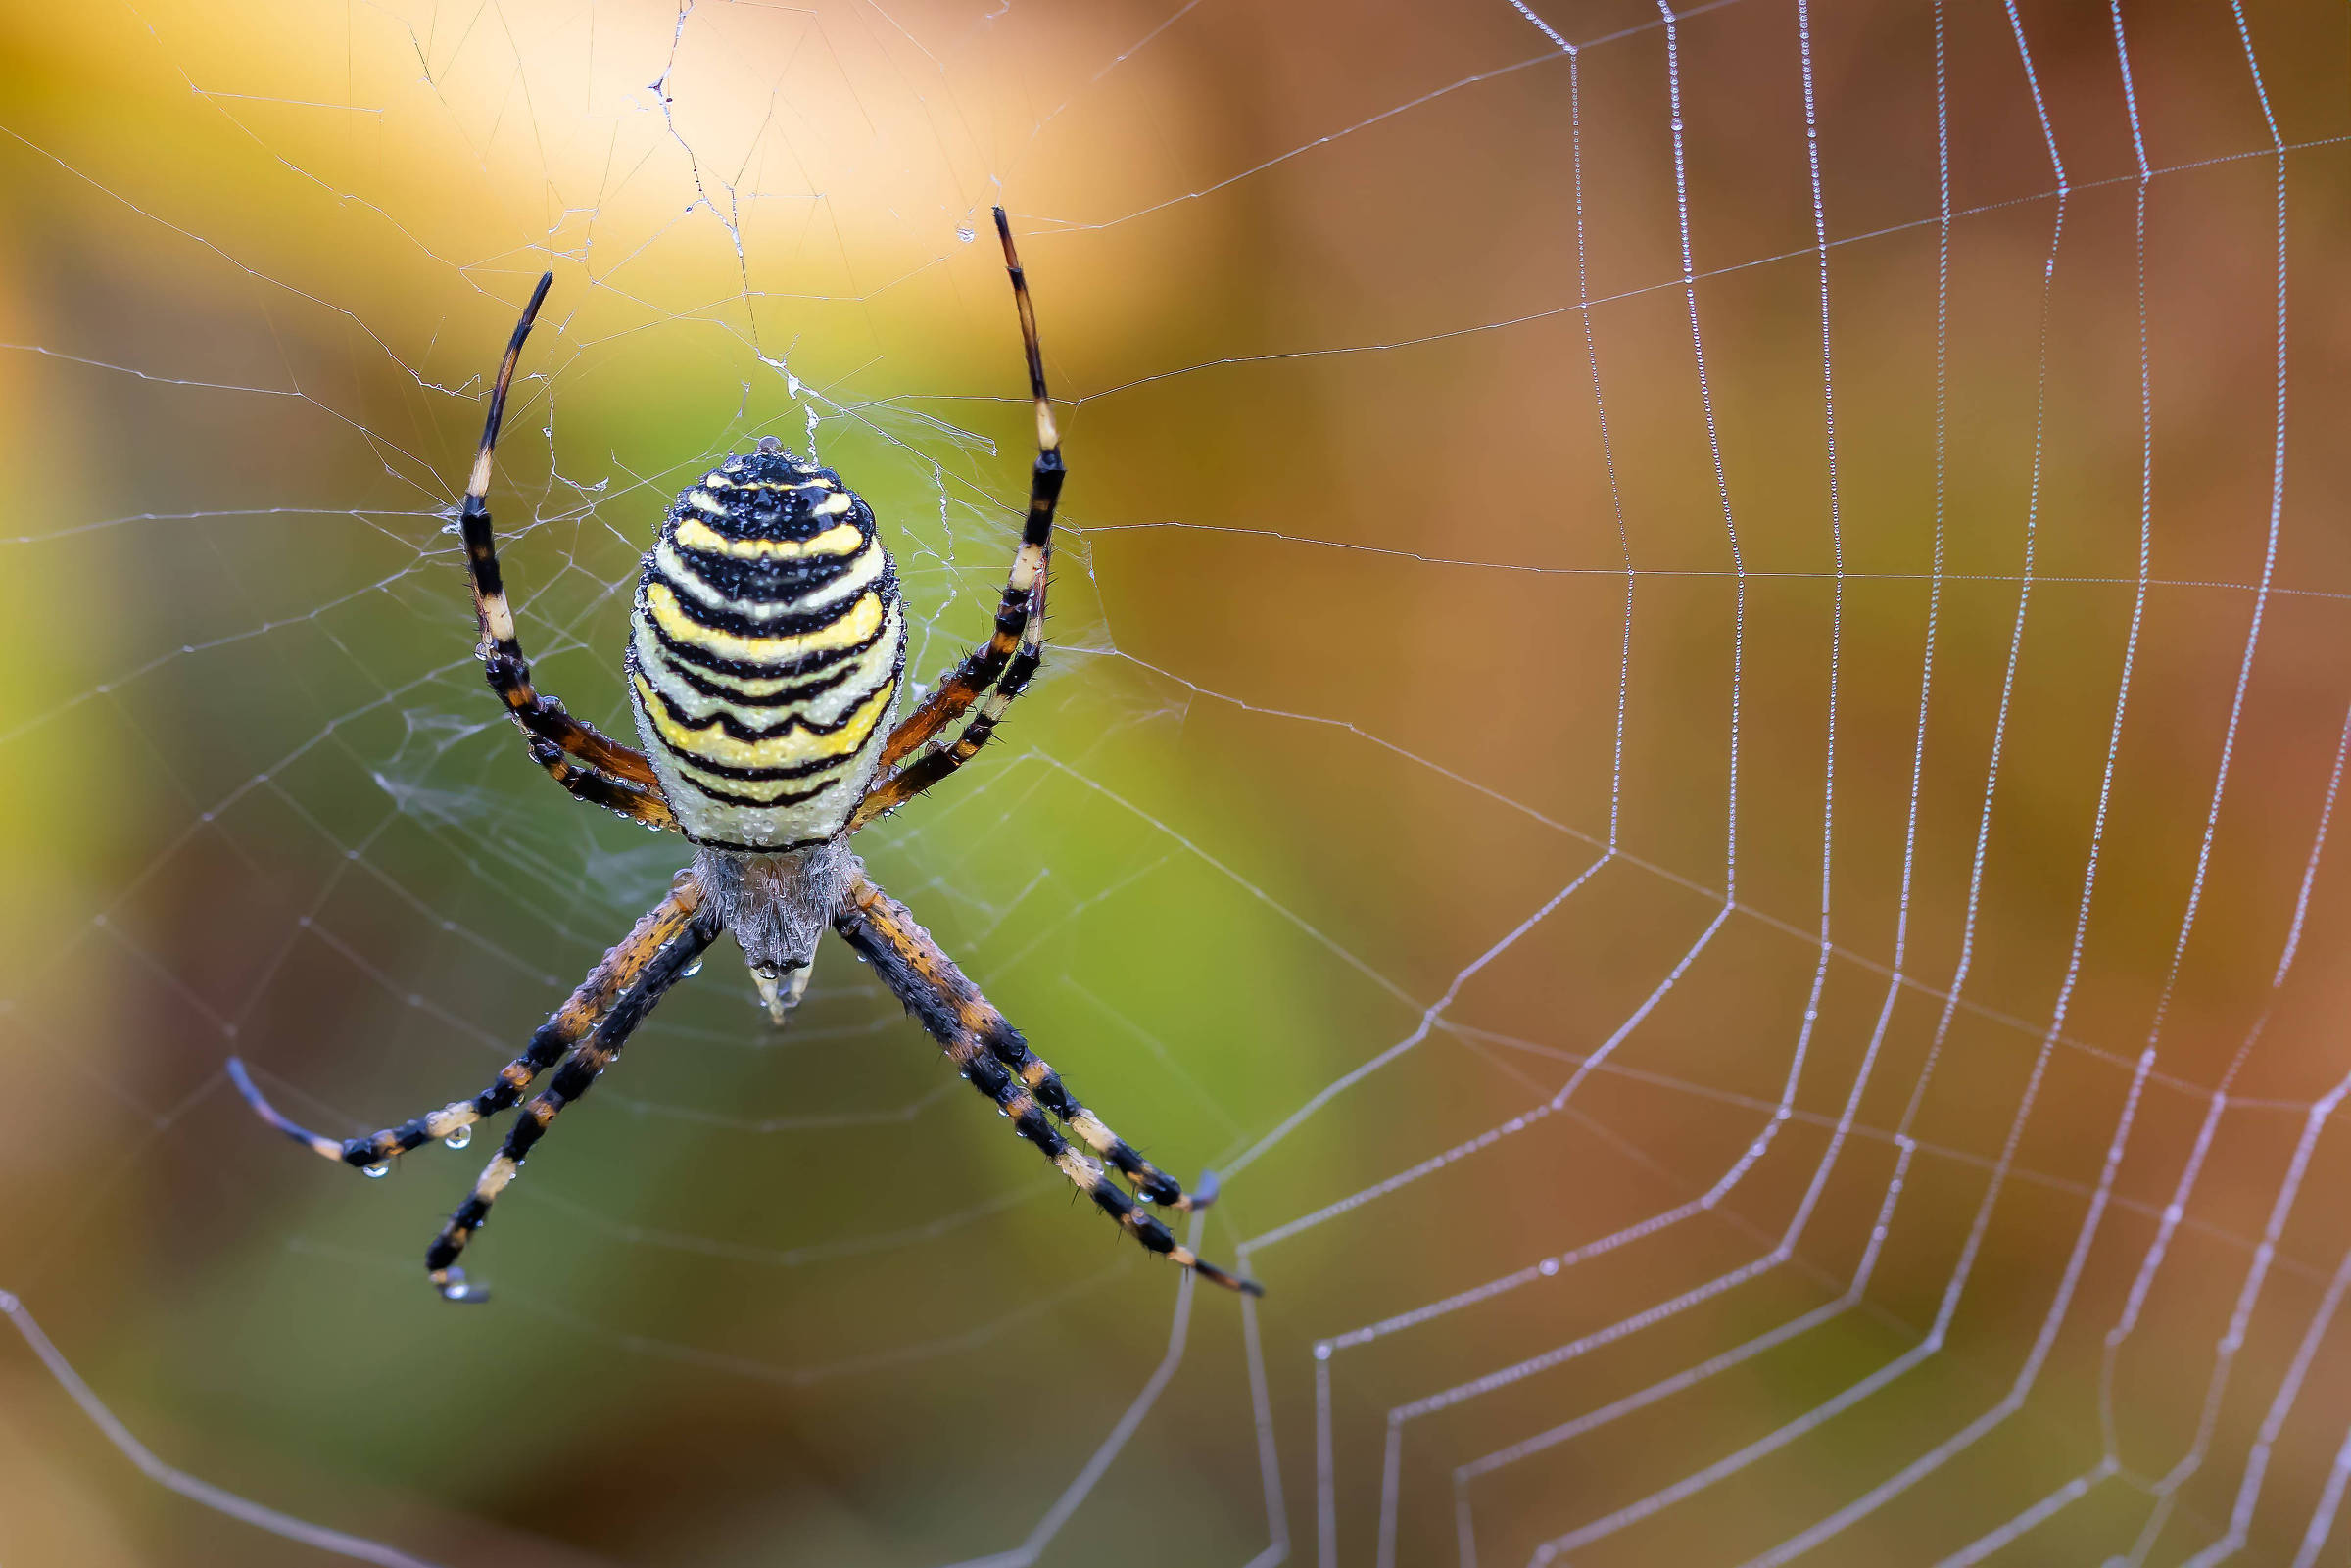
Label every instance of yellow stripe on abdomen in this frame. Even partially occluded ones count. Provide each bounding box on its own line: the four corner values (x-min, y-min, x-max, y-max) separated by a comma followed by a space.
633, 673, 895, 771
645, 581, 882, 665
672, 515, 864, 559
654, 538, 886, 619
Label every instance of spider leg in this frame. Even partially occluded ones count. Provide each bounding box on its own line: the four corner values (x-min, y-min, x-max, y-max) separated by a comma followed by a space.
528, 738, 676, 832
834, 871, 1259, 1295
838, 869, 1202, 1207
425, 887, 723, 1302
852, 209, 1060, 829
848, 593, 1045, 832
456, 271, 673, 816
228, 872, 708, 1169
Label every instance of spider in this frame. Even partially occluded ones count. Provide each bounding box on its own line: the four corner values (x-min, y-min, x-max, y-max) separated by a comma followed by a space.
228, 210, 1259, 1302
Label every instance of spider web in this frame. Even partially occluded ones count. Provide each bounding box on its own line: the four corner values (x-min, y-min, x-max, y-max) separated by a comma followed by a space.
4, 0, 2350, 1563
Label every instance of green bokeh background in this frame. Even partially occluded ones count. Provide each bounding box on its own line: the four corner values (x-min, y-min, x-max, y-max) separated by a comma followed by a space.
4, 2, 2351, 1565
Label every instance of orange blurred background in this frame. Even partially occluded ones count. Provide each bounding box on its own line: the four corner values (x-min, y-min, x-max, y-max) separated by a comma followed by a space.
3, 1, 2349, 1564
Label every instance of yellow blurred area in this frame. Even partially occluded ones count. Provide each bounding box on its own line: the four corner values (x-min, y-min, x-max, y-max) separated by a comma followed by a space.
4, 2, 2351, 1566
1, 0, 1222, 333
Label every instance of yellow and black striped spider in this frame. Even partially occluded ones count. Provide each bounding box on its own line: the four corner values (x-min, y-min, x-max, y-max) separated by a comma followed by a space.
228, 211, 1259, 1303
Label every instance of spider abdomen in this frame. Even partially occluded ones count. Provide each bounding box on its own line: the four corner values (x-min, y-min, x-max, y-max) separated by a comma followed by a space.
625, 441, 905, 851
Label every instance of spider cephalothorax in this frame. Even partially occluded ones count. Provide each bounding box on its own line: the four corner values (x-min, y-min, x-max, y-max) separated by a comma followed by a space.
228, 210, 1260, 1304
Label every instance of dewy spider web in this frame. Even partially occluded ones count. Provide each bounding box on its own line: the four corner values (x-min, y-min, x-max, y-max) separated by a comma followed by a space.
2, 0, 2349, 1564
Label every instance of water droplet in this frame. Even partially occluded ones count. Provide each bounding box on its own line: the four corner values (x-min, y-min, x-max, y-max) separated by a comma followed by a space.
362, 1163, 391, 1179
681, 956, 704, 978
956, 224, 976, 243
443, 1126, 473, 1151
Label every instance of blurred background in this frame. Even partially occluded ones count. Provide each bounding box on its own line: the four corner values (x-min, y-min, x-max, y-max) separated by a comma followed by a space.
3, 1, 2349, 1563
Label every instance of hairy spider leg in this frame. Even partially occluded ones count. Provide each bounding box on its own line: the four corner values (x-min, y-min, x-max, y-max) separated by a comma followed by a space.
457, 270, 677, 831
528, 738, 674, 830
834, 874, 1259, 1295
228, 874, 709, 1171
837, 870, 1205, 1208
426, 890, 724, 1302
853, 207, 1061, 827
